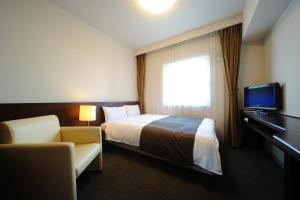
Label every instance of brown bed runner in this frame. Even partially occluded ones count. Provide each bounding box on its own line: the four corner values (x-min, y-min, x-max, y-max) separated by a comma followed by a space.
140, 116, 203, 165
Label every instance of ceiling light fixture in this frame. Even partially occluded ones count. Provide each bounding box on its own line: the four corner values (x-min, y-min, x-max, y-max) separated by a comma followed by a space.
138, 0, 176, 14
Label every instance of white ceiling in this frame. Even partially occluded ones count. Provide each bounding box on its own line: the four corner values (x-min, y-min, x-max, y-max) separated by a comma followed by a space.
49, 0, 246, 50
243, 0, 291, 41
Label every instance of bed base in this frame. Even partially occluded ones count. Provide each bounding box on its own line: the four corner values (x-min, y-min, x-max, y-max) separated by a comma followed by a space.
104, 139, 215, 175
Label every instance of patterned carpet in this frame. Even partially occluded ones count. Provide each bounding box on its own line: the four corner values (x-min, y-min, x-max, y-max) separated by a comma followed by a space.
77, 144, 284, 200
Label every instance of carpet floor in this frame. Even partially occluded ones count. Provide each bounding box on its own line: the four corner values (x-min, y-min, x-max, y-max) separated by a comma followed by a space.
77, 144, 284, 200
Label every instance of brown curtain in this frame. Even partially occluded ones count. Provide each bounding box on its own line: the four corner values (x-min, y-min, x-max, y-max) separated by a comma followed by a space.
136, 54, 146, 113
219, 24, 242, 147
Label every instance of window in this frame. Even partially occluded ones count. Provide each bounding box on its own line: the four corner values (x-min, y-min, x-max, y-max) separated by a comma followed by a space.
162, 56, 211, 107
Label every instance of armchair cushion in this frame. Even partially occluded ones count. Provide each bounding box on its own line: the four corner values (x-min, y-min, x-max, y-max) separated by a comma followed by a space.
74, 143, 101, 177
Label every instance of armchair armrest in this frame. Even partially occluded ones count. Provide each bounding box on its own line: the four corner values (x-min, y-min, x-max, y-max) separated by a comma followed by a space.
61, 127, 101, 145
0, 143, 77, 200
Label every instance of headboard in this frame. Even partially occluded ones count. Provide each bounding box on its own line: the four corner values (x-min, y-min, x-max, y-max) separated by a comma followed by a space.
0, 101, 139, 126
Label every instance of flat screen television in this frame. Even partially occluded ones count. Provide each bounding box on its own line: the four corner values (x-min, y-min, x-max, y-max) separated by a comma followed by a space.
244, 82, 280, 110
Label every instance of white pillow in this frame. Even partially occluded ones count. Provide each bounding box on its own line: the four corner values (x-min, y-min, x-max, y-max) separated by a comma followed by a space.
125, 105, 141, 117
102, 106, 127, 122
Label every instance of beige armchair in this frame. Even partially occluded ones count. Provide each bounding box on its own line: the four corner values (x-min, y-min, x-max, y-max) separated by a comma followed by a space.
0, 115, 102, 200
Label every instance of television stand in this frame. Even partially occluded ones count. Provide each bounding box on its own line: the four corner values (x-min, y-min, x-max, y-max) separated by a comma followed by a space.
241, 110, 300, 200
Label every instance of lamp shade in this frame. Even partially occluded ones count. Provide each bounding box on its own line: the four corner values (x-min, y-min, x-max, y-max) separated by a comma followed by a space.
79, 105, 96, 121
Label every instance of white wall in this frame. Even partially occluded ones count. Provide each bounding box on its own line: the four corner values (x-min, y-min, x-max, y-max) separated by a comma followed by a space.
265, 0, 300, 117
0, 0, 137, 103
238, 41, 267, 107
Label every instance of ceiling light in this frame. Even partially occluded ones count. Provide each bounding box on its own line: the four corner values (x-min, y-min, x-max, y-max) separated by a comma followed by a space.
138, 0, 176, 14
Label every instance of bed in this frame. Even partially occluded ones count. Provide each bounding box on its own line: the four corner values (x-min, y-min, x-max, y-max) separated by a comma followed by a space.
101, 112, 222, 175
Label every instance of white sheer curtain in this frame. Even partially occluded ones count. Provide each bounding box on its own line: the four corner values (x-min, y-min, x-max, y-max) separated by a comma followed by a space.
145, 32, 226, 141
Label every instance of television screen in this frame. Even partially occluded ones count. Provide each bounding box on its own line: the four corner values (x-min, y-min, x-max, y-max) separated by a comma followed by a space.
244, 83, 279, 110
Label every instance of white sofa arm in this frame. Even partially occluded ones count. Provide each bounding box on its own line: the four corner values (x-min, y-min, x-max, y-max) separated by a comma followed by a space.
0, 143, 77, 200
61, 127, 101, 145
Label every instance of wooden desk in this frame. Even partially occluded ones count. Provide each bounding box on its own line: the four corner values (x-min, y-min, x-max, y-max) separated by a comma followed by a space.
241, 111, 300, 200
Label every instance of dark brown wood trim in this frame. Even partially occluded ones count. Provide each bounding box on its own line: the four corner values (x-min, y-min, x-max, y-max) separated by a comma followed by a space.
0, 101, 139, 126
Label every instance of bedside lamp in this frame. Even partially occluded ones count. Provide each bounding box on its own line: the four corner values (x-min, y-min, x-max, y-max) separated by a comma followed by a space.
79, 105, 96, 126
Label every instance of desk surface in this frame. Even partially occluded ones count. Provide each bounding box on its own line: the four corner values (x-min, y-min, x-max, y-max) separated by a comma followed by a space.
243, 111, 300, 161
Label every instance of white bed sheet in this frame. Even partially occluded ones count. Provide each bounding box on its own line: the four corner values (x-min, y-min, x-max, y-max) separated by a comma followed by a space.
104, 114, 222, 175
